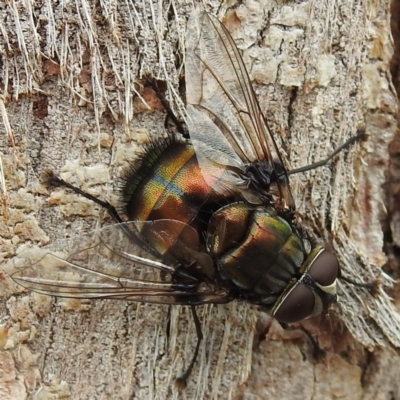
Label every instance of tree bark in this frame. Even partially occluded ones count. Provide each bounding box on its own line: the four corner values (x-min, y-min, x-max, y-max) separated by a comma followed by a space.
1, 0, 399, 399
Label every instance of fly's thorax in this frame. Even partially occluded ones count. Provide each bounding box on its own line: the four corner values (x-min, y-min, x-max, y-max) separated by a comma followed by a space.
271, 246, 339, 324
206, 204, 310, 300
206, 202, 251, 255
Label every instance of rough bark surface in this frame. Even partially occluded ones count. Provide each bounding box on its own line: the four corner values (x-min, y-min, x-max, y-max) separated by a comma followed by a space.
389, 0, 400, 305
1, 0, 399, 399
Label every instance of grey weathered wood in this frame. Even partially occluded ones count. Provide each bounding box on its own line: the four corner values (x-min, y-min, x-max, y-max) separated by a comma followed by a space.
1, 0, 399, 399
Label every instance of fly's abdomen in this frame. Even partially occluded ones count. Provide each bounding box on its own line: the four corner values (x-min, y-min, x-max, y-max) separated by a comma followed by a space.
121, 140, 227, 256
207, 204, 307, 305
123, 142, 226, 222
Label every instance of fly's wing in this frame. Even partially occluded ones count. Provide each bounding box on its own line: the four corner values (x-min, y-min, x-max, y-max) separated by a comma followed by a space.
10, 221, 228, 305
186, 8, 295, 211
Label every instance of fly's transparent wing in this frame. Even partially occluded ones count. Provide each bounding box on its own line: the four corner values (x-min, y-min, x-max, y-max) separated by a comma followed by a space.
186, 8, 295, 211
10, 221, 227, 304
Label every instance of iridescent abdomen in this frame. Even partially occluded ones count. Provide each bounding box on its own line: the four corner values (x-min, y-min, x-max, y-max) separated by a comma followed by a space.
124, 142, 227, 223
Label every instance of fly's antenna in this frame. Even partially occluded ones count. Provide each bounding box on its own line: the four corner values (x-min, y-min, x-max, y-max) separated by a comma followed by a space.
339, 274, 381, 297
288, 130, 366, 175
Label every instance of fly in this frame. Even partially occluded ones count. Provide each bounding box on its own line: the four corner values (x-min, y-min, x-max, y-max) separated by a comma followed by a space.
10, 7, 372, 388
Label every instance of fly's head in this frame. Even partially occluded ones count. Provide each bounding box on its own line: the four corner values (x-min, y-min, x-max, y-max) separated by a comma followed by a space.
271, 247, 339, 324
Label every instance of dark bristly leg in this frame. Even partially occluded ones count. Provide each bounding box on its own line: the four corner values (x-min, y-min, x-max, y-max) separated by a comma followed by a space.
42, 169, 124, 224
174, 306, 203, 390
288, 130, 366, 175
43, 169, 160, 254
145, 78, 190, 139
299, 325, 325, 361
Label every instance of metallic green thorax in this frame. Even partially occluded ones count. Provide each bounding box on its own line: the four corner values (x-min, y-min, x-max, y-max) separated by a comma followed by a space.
206, 203, 313, 306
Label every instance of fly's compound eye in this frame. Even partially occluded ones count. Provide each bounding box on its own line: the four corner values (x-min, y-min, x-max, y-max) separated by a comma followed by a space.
308, 249, 339, 287
273, 283, 315, 323
273, 249, 340, 324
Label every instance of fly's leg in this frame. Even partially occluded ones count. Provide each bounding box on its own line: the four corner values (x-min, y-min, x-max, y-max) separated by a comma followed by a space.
42, 169, 124, 224
288, 130, 366, 175
42, 169, 153, 251
298, 325, 325, 361
174, 306, 203, 390
145, 77, 189, 139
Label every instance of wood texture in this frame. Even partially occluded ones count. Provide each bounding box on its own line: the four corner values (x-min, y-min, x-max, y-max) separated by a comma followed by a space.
1, 1, 399, 399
